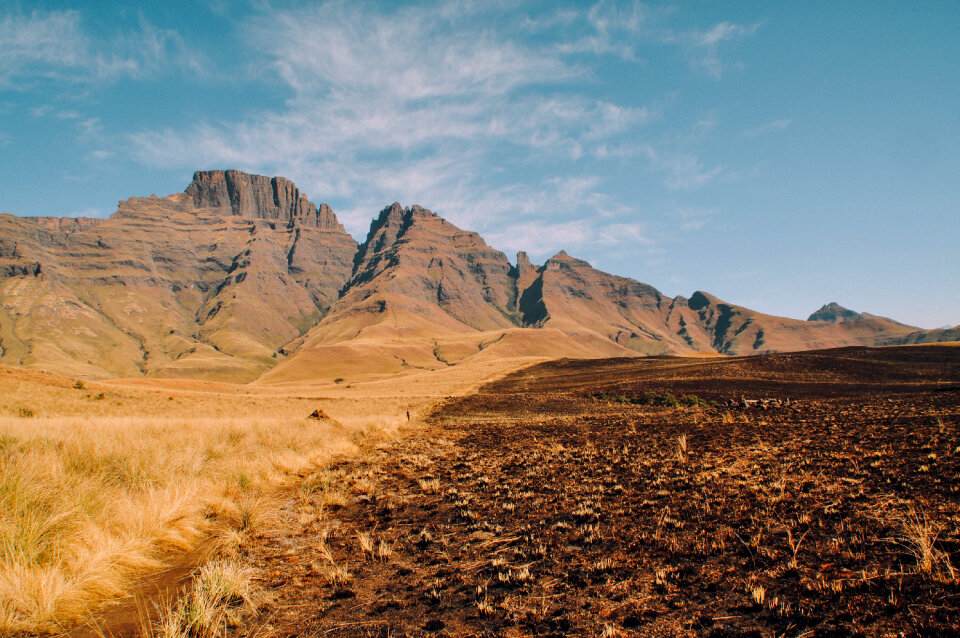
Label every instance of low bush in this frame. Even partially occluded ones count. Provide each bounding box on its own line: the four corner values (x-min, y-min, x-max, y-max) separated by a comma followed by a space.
592, 391, 714, 408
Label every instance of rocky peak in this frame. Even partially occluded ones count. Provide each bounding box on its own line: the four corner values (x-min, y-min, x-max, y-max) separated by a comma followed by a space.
687, 291, 718, 311
353, 203, 407, 270
544, 249, 588, 271
512, 251, 541, 309
808, 302, 865, 323
184, 170, 344, 230
335, 202, 520, 331
514, 251, 539, 277
354, 203, 450, 266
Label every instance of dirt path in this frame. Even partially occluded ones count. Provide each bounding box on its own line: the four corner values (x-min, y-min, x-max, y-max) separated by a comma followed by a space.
234, 350, 960, 638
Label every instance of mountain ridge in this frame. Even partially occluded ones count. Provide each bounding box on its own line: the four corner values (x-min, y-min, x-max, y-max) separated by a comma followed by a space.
1, 170, 954, 383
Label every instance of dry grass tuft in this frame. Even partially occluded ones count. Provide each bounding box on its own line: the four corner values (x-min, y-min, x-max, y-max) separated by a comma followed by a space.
356, 531, 375, 559
417, 477, 441, 493
154, 559, 260, 638
895, 508, 956, 581
676, 433, 690, 464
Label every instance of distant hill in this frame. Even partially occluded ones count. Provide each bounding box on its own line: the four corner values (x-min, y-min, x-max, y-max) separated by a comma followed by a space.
1, 170, 954, 382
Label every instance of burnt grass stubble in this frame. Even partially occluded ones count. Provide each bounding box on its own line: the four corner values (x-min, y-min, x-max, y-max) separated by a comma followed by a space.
239, 347, 960, 637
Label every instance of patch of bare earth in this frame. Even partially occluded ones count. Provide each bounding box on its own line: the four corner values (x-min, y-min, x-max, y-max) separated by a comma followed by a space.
230, 346, 959, 637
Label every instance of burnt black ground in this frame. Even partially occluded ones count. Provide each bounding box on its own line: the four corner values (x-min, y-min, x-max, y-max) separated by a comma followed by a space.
239, 346, 960, 638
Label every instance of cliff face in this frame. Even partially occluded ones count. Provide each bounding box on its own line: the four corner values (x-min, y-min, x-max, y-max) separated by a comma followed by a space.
0, 171, 357, 381
183, 170, 344, 229
1, 170, 954, 383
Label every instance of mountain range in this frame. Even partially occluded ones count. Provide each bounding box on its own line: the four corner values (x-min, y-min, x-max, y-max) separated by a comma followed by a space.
1, 170, 956, 383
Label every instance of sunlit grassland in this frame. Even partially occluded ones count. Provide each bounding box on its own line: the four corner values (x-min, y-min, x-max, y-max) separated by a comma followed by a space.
0, 358, 537, 634
0, 366, 411, 634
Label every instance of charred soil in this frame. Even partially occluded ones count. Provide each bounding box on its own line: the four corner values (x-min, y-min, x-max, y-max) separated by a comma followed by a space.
237, 346, 960, 637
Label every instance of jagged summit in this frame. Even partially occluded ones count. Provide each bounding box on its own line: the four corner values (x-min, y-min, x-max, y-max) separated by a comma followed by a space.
808, 302, 865, 323
184, 169, 344, 230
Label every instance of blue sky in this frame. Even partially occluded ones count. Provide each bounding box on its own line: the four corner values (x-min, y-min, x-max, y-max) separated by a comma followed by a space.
1, 1, 958, 328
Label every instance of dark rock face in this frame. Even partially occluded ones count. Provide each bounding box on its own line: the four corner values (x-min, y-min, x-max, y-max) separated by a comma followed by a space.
184, 170, 344, 229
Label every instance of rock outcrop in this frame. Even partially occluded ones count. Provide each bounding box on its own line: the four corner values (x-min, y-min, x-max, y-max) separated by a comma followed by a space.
184, 170, 344, 229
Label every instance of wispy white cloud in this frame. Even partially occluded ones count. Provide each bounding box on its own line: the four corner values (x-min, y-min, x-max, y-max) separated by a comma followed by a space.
670, 20, 761, 79
0, 10, 88, 86
626, 144, 724, 191
743, 118, 791, 136
126, 1, 745, 258
485, 218, 653, 259
129, 2, 663, 238
660, 154, 724, 190
0, 9, 203, 89
679, 219, 706, 231
664, 205, 716, 232
556, 0, 647, 60
427, 175, 652, 259
83, 149, 114, 161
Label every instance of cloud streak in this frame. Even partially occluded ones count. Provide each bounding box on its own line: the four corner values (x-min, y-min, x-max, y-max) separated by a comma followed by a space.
743, 118, 791, 136
0, 9, 202, 89
129, 2, 665, 239
125, 1, 756, 254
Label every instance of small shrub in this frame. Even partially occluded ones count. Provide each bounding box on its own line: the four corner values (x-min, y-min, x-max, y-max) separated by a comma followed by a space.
334, 377, 344, 384
593, 390, 714, 408
73, 380, 85, 390
16, 407, 34, 418
645, 391, 679, 407
678, 394, 714, 408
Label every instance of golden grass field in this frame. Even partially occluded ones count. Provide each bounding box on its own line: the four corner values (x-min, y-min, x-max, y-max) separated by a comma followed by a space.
0, 358, 540, 635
